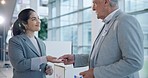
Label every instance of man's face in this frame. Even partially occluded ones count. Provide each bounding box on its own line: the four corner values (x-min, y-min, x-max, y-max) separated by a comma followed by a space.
92, 0, 106, 19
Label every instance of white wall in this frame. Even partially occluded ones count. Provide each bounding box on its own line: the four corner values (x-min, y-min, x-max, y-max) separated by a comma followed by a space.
44, 41, 88, 78
91, 11, 104, 44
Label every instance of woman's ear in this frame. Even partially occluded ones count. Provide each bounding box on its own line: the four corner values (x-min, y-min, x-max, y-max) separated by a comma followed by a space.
21, 22, 27, 29
22, 22, 26, 26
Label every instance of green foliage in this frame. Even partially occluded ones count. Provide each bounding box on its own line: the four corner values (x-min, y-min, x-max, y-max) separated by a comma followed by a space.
38, 18, 48, 40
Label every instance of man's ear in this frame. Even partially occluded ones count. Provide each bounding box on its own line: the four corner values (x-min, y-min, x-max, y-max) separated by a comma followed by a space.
104, 0, 111, 8
105, 0, 110, 5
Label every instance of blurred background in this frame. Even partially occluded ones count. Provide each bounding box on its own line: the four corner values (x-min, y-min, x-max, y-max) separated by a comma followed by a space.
0, 0, 147, 78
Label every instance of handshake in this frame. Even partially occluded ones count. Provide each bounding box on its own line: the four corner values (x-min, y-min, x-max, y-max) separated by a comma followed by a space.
45, 54, 74, 76
46, 54, 94, 78
46, 54, 74, 65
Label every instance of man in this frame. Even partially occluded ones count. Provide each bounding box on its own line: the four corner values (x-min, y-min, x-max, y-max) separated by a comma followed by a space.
60, 0, 144, 78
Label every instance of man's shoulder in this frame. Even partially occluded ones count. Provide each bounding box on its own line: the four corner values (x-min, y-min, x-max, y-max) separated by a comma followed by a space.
117, 12, 137, 22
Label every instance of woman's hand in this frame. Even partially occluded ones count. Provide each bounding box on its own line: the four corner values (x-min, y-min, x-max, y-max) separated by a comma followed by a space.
45, 65, 53, 75
46, 55, 63, 63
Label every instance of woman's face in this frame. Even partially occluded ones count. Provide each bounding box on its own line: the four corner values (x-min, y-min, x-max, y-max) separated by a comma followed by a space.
26, 12, 41, 32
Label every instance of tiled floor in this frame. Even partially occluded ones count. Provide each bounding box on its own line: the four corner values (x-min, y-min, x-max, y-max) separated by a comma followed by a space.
0, 61, 13, 78
0, 61, 52, 78
0, 59, 148, 78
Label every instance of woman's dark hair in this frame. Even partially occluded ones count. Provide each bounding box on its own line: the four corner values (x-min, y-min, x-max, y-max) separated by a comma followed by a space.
12, 8, 35, 36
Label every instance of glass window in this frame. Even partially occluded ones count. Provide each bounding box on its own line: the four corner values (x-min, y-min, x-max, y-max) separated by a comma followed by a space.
60, 0, 78, 15
52, 19, 57, 27
82, 23, 91, 54
83, 8, 91, 22
135, 13, 148, 29
125, 0, 148, 12
134, 13, 148, 49
21, 0, 30, 4
60, 0, 69, 15
82, 46, 91, 54
83, 0, 92, 8
60, 13, 78, 26
61, 26, 78, 43
82, 23, 91, 45
51, 2, 56, 18
69, 0, 78, 12
73, 46, 78, 54
49, 0, 56, 2
61, 26, 78, 53
60, 15, 69, 26
48, 0, 92, 54
69, 13, 78, 24
50, 29, 58, 41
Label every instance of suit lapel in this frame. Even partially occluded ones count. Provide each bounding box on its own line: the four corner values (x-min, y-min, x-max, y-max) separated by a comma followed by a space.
21, 34, 40, 56
98, 10, 122, 46
90, 25, 105, 57
93, 10, 123, 64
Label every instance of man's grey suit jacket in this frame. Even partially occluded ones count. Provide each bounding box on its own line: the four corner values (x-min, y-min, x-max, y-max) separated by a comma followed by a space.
8, 34, 47, 78
74, 10, 144, 78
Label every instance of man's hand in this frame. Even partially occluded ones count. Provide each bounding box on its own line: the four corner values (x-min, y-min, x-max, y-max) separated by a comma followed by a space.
79, 68, 94, 78
59, 54, 74, 65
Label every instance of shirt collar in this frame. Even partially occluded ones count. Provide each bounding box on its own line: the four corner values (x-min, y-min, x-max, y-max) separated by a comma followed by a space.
103, 9, 119, 24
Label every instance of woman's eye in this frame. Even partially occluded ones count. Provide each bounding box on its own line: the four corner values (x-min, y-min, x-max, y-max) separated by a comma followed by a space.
32, 18, 36, 21
30, 17, 40, 21
33, 19, 36, 21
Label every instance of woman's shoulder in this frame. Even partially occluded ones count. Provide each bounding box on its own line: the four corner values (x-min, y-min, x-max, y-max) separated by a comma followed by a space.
11, 34, 22, 39
9, 34, 24, 42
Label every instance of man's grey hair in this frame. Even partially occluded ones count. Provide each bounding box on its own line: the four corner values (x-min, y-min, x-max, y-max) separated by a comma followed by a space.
110, 0, 118, 7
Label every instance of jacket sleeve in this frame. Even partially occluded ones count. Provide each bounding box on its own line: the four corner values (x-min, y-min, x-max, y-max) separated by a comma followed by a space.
74, 54, 89, 67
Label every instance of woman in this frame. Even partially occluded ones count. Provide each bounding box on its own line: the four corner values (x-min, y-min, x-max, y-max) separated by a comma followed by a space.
8, 8, 61, 78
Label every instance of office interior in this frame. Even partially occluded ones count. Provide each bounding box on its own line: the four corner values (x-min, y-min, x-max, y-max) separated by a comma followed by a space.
0, 0, 148, 78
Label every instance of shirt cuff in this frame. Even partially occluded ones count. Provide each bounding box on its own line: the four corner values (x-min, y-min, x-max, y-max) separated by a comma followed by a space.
31, 56, 47, 71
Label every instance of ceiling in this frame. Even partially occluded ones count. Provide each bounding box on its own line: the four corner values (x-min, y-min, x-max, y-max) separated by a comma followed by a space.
0, 0, 16, 31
